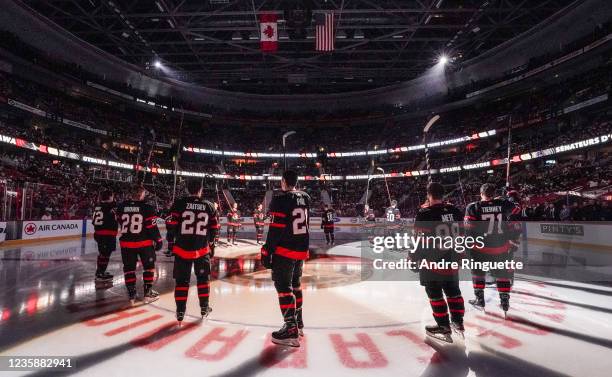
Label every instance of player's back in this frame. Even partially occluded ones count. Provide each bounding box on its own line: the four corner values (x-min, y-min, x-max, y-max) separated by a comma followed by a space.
386, 207, 401, 223
414, 203, 463, 262
322, 209, 335, 224
169, 197, 216, 256
269, 190, 311, 259
92, 202, 118, 236
465, 198, 517, 254
117, 200, 160, 247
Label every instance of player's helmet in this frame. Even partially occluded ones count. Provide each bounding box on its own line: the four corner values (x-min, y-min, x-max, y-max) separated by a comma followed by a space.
391, 200, 398, 207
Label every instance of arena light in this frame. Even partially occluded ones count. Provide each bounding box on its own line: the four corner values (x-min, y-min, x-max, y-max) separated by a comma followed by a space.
438, 55, 448, 65
153, 60, 162, 69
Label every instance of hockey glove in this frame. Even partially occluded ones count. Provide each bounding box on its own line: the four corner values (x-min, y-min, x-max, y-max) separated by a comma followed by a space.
165, 241, 174, 257
154, 239, 163, 251
260, 247, 272, 269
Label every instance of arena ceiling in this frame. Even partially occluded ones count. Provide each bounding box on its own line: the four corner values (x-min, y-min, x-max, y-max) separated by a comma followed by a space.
24, 0, 577, 94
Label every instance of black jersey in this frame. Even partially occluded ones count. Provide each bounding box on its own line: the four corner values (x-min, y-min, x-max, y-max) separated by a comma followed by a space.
385, 207, 401, 223
92, 202, 118, 237
465, 198, 521, 255
116, 200, 162, 249
321, 209, 335, 229
262, 190, 311, 260
166, 196, 218, 259
253, 209, 266, 226
364, 208, 376, 221
227, 210, 241, 226
413, 203, 464, 275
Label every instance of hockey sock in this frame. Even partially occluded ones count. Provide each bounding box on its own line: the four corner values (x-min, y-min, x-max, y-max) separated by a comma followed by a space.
197, 279, 210, 308
278, 291, 296, 324
143, 268, 155, 290
429, 297, 450, 326
96, 254, 110, 274
496, 278, 512, 295
447, 295, 465, 323
472, 275, 485, 292
175, 281, 189, 312
124, 270, 136, 290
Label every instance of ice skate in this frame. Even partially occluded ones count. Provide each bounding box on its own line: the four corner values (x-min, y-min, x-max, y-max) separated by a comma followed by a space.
127, 287, 137, 305
201, 306, 212, 319
500, 293, 510, 318
469, 290, 485, 311
176, 311, 185, 326
426, 325, 453, 343
271, 323, 300, 347
451, 322, 465, 339
95, 271, 113, 282
143, 288, 159, 304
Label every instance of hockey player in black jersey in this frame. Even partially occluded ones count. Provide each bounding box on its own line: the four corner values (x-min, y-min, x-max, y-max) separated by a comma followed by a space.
465, 183, 522, 316
226, 203, 241, 245
412, 183, 465, 343
92, 190, 118, 282
117, 186, 163, 304
364, 204, 375, 222
385, 200, 401, 224
253, 203, 266, 244
261, 170, 310, 347
166, 180, 219, 324
321, 204, 335, 245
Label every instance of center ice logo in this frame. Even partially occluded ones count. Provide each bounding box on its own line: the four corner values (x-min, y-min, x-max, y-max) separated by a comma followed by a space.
24, 222, 37, 235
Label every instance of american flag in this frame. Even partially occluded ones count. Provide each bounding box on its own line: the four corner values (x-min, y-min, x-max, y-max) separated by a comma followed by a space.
315, 11, 335, 51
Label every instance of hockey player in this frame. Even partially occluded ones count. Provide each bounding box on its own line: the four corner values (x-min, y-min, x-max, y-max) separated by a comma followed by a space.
364, 204, 376, 222
253, 203, 266, 244
92, 190, 118, 282
412, 183, 465, 343
261, 170, 310, 347
117, 186, 163, 304
227, 203, 241, 245
321, 204, 335, 245
465, 183, 521, 316
166, 180, 218, 324
385, 200, 401, 224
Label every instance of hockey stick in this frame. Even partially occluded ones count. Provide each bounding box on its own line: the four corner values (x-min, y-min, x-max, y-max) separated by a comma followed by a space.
422, 115, 440, 183
171, 109, 185, 203
282, 131, 296, 170
376, 167, 392, 207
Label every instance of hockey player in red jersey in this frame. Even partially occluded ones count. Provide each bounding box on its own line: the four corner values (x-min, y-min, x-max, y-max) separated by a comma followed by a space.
253, 203, 266, 244
226, 203, 241, 245
261, 170, 310, 347
117, 186, 163, 304
166, 180, 218, 324
92, 190, 118, 282
321, 204, 335, 245
465, 183, 522, 316
412, 183, 465, 343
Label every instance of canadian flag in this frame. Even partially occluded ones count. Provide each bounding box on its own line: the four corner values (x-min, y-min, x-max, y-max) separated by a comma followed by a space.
259, 13, 278, 52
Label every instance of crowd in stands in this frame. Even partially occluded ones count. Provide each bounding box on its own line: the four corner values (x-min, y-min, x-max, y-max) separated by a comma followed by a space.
0, 27, 611, 222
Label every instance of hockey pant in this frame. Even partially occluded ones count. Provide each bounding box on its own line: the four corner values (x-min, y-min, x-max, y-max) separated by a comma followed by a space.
121, 246, 156, 293
95, 235, 116, 274
173, 254, 211, 312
